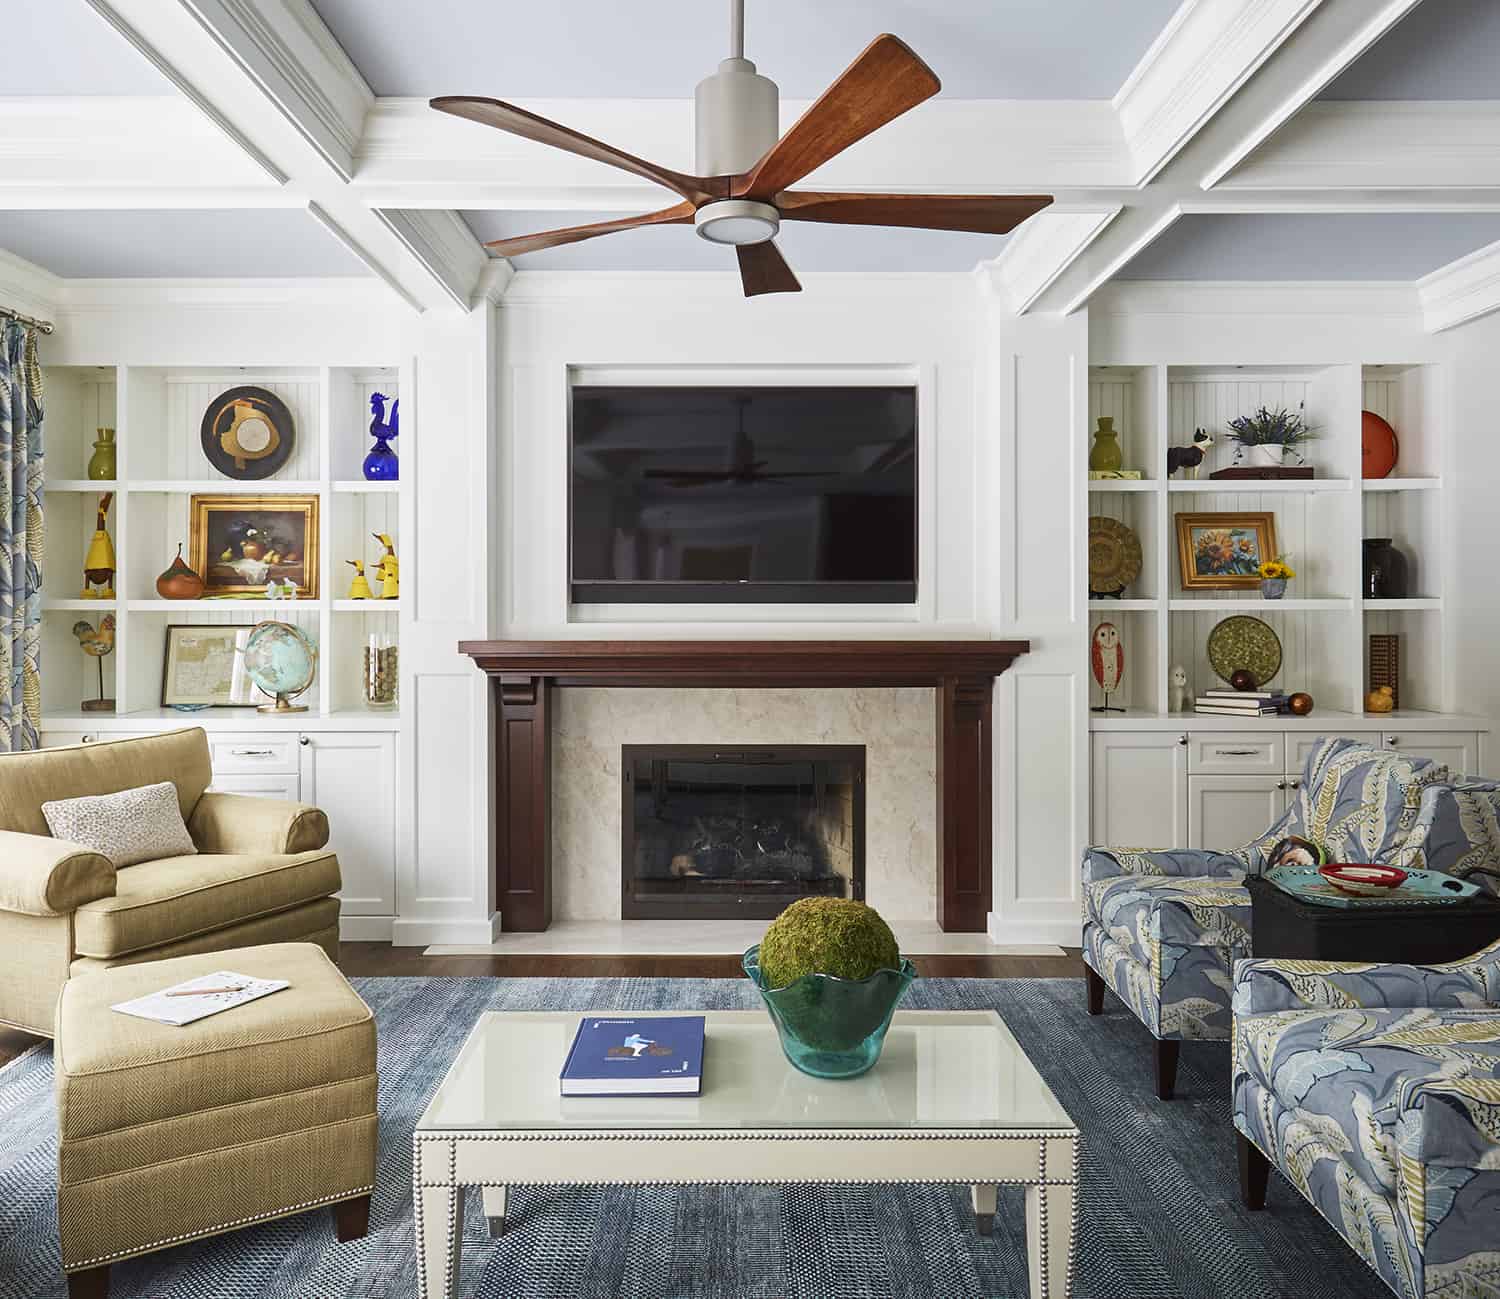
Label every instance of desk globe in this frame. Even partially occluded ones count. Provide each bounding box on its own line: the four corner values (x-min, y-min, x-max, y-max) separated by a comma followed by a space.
243, 620, 317, 714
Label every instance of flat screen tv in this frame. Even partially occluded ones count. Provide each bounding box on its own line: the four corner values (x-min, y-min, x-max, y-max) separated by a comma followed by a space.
570, 386, 917, 604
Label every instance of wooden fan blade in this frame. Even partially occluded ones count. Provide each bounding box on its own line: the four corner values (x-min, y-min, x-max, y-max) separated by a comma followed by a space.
736, 35, 939, 200
484, 203, 696, 258
778, 191, 1053, 234
431, 96, 720, 205
736, 241, 802, 297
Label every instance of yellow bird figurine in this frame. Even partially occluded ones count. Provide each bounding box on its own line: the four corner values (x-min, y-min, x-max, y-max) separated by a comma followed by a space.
372, 533, 399, 599
346, 559, 374, 600
81, 492, 116, 599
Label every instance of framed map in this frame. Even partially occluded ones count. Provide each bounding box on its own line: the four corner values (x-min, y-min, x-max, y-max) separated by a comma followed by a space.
161, 625, 259, 707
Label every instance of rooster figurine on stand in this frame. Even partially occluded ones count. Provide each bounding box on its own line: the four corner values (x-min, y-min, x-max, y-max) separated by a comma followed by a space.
73, 615, 116, 712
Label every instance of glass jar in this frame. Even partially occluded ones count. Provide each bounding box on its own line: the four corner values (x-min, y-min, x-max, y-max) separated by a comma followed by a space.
362, 633, 398, 709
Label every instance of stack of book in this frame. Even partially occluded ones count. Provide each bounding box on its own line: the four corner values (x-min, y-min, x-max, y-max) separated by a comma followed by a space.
1194, 688, 1286, 717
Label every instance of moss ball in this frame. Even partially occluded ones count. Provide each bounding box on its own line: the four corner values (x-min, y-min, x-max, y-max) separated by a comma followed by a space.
758, 898, 901, 990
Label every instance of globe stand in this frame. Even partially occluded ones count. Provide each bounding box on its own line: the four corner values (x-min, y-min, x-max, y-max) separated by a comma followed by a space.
256, 693, 309, 715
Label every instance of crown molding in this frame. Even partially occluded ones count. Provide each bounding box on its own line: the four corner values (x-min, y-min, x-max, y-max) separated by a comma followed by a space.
1214, 101, 1500, 191
1418, 238, 1500, 334
0, 246, 63, 322
51, 276, 399, 311
499, 270, 977, 307
981, 208, 1122, 314
1115, 0, 1322, 185
1091, 279, 1420, 328
179, 0, 373, 181
376, 208, 488, 312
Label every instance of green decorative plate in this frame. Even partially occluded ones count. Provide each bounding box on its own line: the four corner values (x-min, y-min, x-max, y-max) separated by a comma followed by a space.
1207, 615, 1282, 687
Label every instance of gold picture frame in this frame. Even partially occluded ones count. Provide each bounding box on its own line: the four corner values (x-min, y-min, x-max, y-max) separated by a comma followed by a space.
189, 493, 319, 599
1175, 511, 1278, 591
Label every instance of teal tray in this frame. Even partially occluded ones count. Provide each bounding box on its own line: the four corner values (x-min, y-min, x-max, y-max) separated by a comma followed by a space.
1266, 864, 1483, 909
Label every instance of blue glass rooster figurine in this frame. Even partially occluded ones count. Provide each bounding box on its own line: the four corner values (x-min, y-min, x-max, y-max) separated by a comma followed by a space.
363, 392, 399, 482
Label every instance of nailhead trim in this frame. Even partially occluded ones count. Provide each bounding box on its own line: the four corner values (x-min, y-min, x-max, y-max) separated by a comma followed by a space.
66, 1185, 373, 1270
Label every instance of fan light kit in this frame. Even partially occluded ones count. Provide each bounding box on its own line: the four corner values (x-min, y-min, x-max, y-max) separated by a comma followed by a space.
432, 0, 1053, 297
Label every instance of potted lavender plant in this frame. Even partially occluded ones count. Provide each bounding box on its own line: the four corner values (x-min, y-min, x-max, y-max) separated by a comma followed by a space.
1225, 404, 1319, 469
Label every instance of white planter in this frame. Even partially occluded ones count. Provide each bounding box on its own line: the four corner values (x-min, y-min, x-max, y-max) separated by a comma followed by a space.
1245, 444, 1285, 468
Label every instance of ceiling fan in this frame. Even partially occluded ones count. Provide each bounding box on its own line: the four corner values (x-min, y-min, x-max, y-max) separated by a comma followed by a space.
643, 396, 834, 487
431, 0, 1053, 298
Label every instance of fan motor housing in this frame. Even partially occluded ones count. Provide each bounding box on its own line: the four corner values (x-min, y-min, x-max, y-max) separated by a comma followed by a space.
694, 57, 779, 176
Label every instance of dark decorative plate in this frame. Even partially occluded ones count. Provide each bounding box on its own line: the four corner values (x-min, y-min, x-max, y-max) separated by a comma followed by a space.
1207, 615, 1282, 687
201, 386, 295, 480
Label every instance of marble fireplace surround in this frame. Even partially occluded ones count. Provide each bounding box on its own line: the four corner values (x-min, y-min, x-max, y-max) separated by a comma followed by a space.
459, 641, 1031, 934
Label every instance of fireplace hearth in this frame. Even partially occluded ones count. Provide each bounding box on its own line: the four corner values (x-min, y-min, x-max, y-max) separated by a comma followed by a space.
623, 745, 864, 920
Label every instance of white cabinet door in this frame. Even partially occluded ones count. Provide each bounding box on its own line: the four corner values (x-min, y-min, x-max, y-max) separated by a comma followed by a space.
299, 732, 396, 916
1188, 732, 1284, 776
1381, 731, 1479, 776
1091, 732, 1188, 849
1188, 775, 1287, 852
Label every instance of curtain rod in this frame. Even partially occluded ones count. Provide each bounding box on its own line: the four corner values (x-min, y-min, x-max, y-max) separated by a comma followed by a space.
0, 305, 54, 335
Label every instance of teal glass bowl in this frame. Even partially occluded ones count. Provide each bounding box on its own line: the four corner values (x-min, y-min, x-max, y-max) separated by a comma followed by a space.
743, 944, 917, 1079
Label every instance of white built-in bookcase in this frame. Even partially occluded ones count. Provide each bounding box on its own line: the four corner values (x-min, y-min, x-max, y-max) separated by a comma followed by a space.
39, 364, 404, 728
1084, 361, 1452, 726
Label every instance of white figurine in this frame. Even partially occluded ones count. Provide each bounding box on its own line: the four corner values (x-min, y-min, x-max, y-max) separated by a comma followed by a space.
1170, 664, 1189, 713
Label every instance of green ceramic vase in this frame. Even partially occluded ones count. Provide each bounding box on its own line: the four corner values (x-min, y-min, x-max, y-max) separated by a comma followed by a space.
1088, 417, 1122, 471
743, 944, 916, 1079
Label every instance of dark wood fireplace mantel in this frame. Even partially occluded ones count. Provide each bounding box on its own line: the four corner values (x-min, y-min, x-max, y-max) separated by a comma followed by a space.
459, 639, 1029, 934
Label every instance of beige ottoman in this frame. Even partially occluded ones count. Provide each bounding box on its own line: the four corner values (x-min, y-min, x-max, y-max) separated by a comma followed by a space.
55, 942, 378, 1298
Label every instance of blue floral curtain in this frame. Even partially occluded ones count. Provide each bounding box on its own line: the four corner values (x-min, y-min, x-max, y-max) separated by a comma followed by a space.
0, 320, 43, 751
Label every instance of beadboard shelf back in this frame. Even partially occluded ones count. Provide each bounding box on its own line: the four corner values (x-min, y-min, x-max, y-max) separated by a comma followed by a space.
38, 363, 407, 729
1083, 360, 1459, 729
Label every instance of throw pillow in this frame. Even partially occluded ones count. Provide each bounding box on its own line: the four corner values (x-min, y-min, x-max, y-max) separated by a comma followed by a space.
42, 781, 197, 868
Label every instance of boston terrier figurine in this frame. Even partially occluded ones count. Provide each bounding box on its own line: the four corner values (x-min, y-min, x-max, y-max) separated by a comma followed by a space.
1168, 427, 1213, 479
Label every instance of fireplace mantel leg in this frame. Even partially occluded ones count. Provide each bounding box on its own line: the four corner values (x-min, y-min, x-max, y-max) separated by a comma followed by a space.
937, 675, 993, 932
495, 674, 552, 931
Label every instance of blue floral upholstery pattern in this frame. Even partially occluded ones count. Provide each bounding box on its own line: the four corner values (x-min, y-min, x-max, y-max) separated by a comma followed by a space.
1232, 941, 1500, 1299
1409, 779, 1500, 896
1083, 738, 1453, 1050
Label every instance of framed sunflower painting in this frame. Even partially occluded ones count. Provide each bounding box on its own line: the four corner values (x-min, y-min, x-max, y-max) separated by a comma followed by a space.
1174, 512, 1278, 591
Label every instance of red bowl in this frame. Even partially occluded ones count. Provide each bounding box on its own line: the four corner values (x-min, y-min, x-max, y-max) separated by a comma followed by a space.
1318, 862, 1407, 896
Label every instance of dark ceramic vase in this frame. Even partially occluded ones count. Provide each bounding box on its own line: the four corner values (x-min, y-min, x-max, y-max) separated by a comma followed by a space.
1363, 538, 1408, 599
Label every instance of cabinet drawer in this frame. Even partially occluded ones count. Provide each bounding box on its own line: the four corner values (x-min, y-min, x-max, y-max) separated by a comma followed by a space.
1288, 731, 1381, 774
1188, 733, 1284, 776
205, 774, 302, 801
209, 733, 302, 775
41, 731, 92, 749
1381, 731, 1479, 776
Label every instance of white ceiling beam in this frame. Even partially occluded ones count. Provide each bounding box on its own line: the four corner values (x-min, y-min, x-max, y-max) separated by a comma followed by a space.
978, 209, 1123, 314
1213, 101, 1500, 191
1417, 238, 1500, 333
86, 0, 486, 311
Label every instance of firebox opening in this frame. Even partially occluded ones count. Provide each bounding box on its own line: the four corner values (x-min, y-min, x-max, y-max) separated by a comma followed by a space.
622, 744, 866, 920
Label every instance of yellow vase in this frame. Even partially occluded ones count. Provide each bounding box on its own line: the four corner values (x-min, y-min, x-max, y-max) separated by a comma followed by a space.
1089, 417, 1122, 472
87, 428, 116, 481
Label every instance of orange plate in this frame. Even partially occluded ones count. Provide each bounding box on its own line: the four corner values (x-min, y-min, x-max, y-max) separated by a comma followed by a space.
1362, 410, 1398, 479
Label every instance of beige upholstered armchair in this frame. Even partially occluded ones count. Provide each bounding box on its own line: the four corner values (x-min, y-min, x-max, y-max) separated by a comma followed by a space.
0, 728, 341, 1036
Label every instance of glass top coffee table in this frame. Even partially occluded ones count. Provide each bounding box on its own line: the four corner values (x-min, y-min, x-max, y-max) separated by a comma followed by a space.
414, 1009, 1080, 1298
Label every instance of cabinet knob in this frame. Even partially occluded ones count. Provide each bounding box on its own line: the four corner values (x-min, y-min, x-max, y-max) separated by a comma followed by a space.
1177, 734, 1188, 746
1277, 780, 1287, 790
299, 735, 311, 746
1385, 735, 1398, 747
81, 734, 94, 745
1288, 779, 1300, 790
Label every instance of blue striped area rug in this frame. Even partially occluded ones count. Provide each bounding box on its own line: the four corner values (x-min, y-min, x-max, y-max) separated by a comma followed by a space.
0, 976, 1380, 1299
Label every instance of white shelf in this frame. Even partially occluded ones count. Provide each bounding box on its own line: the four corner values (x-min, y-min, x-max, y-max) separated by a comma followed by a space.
43, 597, 117, 612
1087, 480, 1155, 492
1362, 478, 1441, 492
46, 479, 114, 493
1168, 597, 1351, 612
128, 479, 323, 494
1088, 599, 1158, 611
41, 708, 400, 733
1363, 597, 1441, 611
332, 480, 398, 494
127, 599, 321, 614
1089, 709, 1486, 733
333, 598, 401, 612
1166, 479, 1352, 493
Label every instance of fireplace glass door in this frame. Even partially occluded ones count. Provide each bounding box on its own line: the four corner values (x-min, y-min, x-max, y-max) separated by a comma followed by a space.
622, 744, 865, 920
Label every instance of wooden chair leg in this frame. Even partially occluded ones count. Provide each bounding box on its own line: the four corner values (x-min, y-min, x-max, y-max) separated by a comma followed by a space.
1238, 1132, 1269, 1210
334, 1193, 372, 1243
1084, 965, 1105, 1015
66, 1266, 109, 1299
1154, 1038, 1180, 1101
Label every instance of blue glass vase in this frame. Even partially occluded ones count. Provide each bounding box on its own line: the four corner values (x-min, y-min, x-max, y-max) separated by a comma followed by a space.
363, 436, 398, 482
743, 944, 917, 1079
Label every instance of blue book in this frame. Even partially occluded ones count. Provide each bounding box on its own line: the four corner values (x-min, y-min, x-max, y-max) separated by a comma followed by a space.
560, 1015, 705, 1096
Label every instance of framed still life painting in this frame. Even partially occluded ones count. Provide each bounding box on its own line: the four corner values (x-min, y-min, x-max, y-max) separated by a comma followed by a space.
1175, 512, 1278, 590
189, 493, 319, 599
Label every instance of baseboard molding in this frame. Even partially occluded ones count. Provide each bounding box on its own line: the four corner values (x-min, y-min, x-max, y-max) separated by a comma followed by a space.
987, 913, 1083, 949
390, 912, 502, 948
339, 915, 394, 942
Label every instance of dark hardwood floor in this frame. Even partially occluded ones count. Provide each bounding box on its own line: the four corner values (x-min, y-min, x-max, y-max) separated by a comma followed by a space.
0, 944, 1083, 1070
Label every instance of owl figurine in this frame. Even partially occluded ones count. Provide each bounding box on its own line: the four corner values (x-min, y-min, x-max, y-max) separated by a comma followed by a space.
1091, 622, 1125, 713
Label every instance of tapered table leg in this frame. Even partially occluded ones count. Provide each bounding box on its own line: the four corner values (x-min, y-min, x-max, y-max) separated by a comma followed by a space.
971, 1182, 997, 1235
1025, 1182, 1074, 1299
483, 1184, 508, 1236
416, 1184, 465, 1299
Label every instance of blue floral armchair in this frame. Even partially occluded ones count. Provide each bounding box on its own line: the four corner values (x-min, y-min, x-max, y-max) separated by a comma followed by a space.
1082, 737, 1476, 1098
1231, 940, 1500, 1299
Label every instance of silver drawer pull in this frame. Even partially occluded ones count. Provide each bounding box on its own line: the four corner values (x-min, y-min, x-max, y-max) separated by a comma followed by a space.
1215, 749, 1260, 757
230, 748, 277, 757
